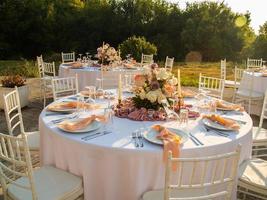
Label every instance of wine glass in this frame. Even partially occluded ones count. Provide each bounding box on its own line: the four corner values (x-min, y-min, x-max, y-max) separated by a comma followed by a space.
85, 86, 96, 99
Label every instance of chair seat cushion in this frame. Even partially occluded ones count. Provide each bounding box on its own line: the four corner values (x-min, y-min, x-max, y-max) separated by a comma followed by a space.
253, 127, 267, 142
238, 158, 267, 190
225, 80, 239, 87
7, 166, 83, 200
18, 131, 39, 150
236, 89, 263, 98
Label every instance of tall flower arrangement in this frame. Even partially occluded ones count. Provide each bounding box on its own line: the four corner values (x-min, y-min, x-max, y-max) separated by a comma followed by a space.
97, 43, 121, 65
132, 64, 178, 110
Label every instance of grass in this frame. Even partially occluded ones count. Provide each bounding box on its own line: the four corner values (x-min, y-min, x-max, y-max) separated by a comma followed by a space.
0, 60, 241, 86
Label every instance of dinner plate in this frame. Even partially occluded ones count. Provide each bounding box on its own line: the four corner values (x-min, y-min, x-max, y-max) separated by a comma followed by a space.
202, 118, 235, 131
143, 127, 188, 145
57, 119, 102, 133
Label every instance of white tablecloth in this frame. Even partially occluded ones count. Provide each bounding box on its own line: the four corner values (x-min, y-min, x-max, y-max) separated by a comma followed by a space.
40, 96, 253, 200
239, 71, 267, 115
59, 64, 144, 91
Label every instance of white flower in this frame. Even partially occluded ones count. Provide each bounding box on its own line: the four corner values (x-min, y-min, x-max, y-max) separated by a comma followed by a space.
156, 68, 170, 80
168, 77, 178, 85
146, 91, 157, 103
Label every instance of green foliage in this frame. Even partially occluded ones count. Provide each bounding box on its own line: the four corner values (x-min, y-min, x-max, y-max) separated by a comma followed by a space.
118, 36, 157, 61
249, 21, 267, 60
0, 60, 38, 77
0, 0, 259, 61
132, 96, 160, 110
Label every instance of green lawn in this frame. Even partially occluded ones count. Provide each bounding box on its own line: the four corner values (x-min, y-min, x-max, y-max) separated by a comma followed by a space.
0, 60, 241, 87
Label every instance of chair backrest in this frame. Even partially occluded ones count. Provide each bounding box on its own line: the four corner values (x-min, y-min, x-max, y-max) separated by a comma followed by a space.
42, 61, 56, 77
234, 66, 244, 88
199, 73, 225, 99
62, 52, 75, 63
164, 146, 241, 200
51, 75, 79, 101
0, 132, 37, 200
237, 70, 255, 98
141, 54, 153, 66
220, 59, 226, 80
3, 87, 25, 136
37, 55, 44, 78
165, 56, 174, 70
247, 58, 263, 69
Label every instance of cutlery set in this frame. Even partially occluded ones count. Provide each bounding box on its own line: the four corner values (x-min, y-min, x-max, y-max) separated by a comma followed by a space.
202, 126, 229, 137
189, 133, 203, 146
132, 131, 144, 148
81, 131, 112, 141
51, 114, 78, 124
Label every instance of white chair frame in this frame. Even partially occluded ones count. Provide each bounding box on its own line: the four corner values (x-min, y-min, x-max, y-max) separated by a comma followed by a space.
232, 66, 245, 102
238, 139, 267, 200
3, 87, 39, 151
234, 70, 263, 114
0, 132, 83, 200
51, 74, 79, 101
42, 61, 56, 77
62, 52, 75, 63
143, 146, 241, 200
165, 56, 174, 70
220, 59, 227, 80
199, 73, 225, 99
247, 58, 263, 70
141, 54, 153, 66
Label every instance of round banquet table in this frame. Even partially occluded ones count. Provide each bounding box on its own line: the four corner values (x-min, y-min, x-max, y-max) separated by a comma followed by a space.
39, 94, 253, 200
239, 71, 267, 115
59, 64, 144, 91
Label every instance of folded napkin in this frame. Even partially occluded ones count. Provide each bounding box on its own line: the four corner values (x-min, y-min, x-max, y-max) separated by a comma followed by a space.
58, 115, 106, 132
152, 125, 181, 170
47, 101, 101, 111
202, 114, 240, 130
64, 62, 83, 69
182, 89, 196, 98
215, 100, 244, 111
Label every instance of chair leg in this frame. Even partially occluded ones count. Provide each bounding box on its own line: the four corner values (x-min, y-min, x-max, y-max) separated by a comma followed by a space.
43, 88, 46, 108
248, 98, 251, 115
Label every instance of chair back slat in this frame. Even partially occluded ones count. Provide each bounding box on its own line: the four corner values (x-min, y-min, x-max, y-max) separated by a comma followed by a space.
52, 75, 79, 101
164, 146, 241, 200
220, 59, 226, 80
141, 54, 153, 66
0, 133, 37, 199
62, 52, 75, 63
199, 73, 225, 99
43, 61, 56, 77
3, 88, 24, 136
165, 56, 174, 70
247, 58, 263, 69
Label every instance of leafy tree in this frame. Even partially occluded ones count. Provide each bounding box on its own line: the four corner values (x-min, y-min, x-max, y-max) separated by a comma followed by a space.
118, 36, 157, 61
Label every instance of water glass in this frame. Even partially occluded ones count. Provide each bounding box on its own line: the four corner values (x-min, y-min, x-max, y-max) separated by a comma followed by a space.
179, 109, 189, 127
76, 96, 85, 116
85, 86, 96, 99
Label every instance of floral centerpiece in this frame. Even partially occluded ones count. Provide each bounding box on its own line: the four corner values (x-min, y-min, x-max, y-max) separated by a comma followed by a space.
97, 43, 121, 65
132, 64, 178, 110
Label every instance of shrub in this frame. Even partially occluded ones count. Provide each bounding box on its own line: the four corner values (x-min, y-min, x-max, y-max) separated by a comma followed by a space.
1, 75, 26, 88
118, 36, 157, 62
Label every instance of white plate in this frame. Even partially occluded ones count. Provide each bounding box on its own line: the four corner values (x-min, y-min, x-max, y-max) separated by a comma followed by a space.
143, 127, 188, 145
202, 118, 234, 131
57, 119, 102, 133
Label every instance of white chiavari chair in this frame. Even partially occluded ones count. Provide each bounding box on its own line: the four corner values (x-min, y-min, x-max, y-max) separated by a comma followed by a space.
247, 58, 263, 70
3, 87, 39, 151
51, 74, 79, 101
231, 66, 244, 102
233, 70, 263, 114
251, 90, 267, 157
199, 73, 225, 99
36, 55, 43, 68
141, 54, 153, 67
62, 52, 75, 63
143, 146, 241, 200
165, 56, 174, 71
238, 139, 267, 200
0, 132, 84, 200
220, 59, 235, 88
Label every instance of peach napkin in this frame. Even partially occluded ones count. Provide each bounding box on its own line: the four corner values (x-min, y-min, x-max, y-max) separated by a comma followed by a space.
182, 89, 196, 98
47, 101, 101, 111
202, 114, 240, 130
152, 125, 181, 170
215, 100, 244, 111
58, 115, 106, 132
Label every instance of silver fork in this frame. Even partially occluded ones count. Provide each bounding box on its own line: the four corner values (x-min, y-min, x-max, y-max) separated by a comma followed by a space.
52, 114, 78, 124
137, 131, 144, 147
132, 132, 139, 147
